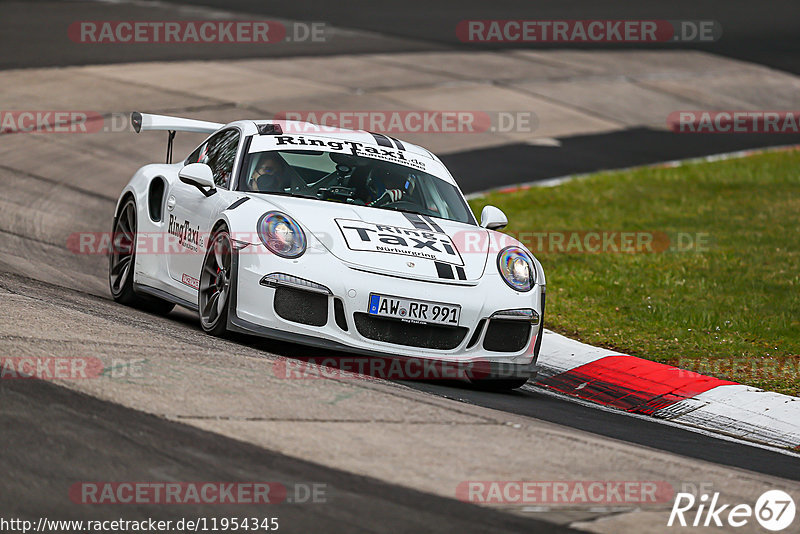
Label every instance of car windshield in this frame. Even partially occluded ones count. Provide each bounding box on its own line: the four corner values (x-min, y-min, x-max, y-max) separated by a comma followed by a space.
238, 149, 475, 225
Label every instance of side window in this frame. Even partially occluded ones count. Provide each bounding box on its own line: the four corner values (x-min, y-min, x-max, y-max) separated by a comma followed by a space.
186, 140, 208, 166
207, 130, 240, 188
185, 129, 240, 188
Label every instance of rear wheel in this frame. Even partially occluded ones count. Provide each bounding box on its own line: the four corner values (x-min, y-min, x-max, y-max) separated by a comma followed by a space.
199, 227, 232, 337
108, 197, 174, 315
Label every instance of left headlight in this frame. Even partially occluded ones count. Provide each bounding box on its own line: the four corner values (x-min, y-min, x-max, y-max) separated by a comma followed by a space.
497, 246, 536, 292
257, 211, 307, 258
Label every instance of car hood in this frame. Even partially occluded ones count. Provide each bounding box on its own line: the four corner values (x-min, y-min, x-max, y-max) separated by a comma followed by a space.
246, 195, 490, 282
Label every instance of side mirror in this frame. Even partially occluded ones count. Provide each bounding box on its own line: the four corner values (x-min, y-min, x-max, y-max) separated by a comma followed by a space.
179, 163, 216, 196
480, 205, 508, 230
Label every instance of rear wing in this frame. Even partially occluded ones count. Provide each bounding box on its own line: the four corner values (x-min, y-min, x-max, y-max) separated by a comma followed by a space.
131, 112, 222, 134
131, 112, 224, 163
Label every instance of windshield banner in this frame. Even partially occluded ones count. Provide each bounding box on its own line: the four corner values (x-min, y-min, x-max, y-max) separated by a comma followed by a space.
250, 133, 429, 172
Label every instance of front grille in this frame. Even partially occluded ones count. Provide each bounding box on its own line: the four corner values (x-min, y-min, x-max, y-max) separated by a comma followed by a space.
483, 319, 531, 352
353, 313, 468, 350
273, 287, 328, 327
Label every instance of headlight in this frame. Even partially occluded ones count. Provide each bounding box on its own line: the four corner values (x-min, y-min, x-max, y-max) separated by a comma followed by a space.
257, 212, 306, 258
497, 246, 535, 292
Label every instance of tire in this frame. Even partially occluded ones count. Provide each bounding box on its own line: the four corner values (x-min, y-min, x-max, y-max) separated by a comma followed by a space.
108, 197, 175, 315
199, 226, 233, 337
468, 321, 542, 391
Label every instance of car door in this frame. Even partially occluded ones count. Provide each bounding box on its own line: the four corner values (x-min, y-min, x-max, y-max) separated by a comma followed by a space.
167, 128, 240, 291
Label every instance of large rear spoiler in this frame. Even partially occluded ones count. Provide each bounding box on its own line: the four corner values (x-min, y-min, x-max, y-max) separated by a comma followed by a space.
131, 112, 224, 163
131, 111, 223, 134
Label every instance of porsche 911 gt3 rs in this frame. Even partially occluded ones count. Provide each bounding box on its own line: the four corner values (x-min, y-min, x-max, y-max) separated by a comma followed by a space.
109, 112, 545, 389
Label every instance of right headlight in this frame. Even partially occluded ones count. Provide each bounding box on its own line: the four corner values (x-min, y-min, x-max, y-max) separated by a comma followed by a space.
497, 246, 535, 292
257, 211, 307, 258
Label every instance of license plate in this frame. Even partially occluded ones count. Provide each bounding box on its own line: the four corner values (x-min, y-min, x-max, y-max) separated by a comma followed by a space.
368, 294, 460, 326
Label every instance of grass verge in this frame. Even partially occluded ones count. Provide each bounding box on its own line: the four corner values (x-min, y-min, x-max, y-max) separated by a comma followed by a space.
469, 149, 800, 396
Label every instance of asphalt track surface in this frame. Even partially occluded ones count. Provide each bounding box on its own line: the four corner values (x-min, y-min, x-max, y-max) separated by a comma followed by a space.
2, 2, 799, 532
0, 377, 575, 533
3, 0, 798, 74
444, 129, 800, 194
3, 2, 799, 191
173, 0, 800, 75
410, 381, 800, 481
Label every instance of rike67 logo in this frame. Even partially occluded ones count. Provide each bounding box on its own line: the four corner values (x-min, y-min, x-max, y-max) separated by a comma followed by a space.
668, 490, 795, 531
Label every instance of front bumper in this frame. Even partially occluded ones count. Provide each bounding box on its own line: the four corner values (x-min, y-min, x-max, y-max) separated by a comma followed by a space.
228, 244, 544, 374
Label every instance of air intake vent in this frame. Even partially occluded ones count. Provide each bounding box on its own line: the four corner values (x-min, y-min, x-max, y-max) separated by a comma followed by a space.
353, 313, 467, 350
273, 287, 328, 327
483, 319, 531, 352
258, 123, 283, 135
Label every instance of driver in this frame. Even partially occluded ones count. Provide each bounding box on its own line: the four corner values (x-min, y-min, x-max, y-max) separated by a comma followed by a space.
366, 172, 416, 207
248, 153, 292, 192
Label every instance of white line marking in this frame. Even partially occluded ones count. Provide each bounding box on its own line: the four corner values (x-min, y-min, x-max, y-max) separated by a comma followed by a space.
523, 383, 800, 458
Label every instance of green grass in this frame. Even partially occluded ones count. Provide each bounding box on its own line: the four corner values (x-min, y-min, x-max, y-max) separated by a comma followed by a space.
469, 150, 800, 396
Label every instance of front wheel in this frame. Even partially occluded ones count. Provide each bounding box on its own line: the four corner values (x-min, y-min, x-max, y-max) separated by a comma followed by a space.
199, 227, 233, 337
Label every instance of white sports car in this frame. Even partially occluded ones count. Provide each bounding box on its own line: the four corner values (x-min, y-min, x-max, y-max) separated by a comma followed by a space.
110, 112, 545, 389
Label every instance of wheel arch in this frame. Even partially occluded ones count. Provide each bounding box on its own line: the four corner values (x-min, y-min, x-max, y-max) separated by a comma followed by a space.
210, 218, 230, 235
